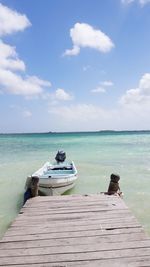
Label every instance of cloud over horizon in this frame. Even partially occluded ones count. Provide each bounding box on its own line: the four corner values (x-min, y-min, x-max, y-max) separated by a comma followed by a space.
47, 73, 150, 131
120, 73, 150, 109
48, 98, 150, 131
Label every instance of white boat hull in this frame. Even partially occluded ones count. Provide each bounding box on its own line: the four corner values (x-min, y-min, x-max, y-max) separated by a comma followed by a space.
39, 181, 76, 196
31, 161, 78, 196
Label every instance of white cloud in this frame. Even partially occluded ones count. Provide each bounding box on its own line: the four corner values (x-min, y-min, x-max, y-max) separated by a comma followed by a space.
44, 88, 73, 103
0, 40, 25, 71
55, 88, 73, 101
91, 87, 106, 93
26, 76, 51, 88
64, 22, 114, 56
100, 81, 114, 87
0, 68, 51, 96
47, 73, 150, 131
0, 47, 51, 96
91, 80, 113, 93
49, 104, 113, 122
0, 3, 31, 36
140, 0, 150, 4
23, 110, 32, 118
63, 45, 80, 56
122, 0, 150, 5
48, 100, 150, 131
120, 73, 150, 108
121, 0, 134, 4
0, 4, 51, 97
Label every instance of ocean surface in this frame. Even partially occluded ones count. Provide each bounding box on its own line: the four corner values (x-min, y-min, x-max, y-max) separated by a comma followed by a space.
0, 131, 150, 238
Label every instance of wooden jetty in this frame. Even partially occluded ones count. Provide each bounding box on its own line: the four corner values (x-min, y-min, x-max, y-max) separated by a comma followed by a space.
0, 194, 150, 266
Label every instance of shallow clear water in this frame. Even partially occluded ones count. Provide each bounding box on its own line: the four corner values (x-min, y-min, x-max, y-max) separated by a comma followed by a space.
0, 131, 150, 237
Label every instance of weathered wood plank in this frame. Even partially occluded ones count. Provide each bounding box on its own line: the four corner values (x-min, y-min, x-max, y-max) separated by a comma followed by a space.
11, 212, 139, 224
0, 232, 148, 250
11, 213, 138, 225
2, 259, 150, 267
17, 208, 133, 217
5, 256, 150, 267
12, 210, 133, 224
1, 194, 150, 266
1, 224, 142, 242
1, 240, 150, 257
1, 247, 150, 265
23, 195, 127, 208
23, 201, 122, 209
4, 217, 138, 237
20, 206, 129, 215
24, 194, 118, 202
23, 198, 124, 206
23, 197, 126, 206
19, 203, 129, 214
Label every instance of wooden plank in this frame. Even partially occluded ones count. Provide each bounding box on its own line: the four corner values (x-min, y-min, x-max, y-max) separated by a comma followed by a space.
4, 217, 139, 237
7, 211, 135, 226
23, 197, 124, 205
20, 206, 129, 215
11, 213, 138, 225
1, 225, 143, 242
0, 194, 150, 266
12, 210, 133, 223
1, 248, 150, 265
19, 202, 129, 214
24, 194, 118, 201
23, 199, 127, 208
0, 232, 148, 250
23, 195, 127, 208
1, 240, 150, 257
11, 212, 139, 224
5, 256, 150, 267
2, 258, 150, 267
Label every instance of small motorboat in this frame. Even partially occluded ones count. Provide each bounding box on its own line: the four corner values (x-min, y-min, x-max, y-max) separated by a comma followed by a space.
25, 151, 78, 196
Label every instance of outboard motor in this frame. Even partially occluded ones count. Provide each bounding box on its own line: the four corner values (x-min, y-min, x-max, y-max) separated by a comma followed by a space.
55, 150, 66, 163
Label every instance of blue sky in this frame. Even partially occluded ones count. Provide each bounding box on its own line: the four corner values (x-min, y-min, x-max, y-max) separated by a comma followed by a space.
1, 0, 150, 132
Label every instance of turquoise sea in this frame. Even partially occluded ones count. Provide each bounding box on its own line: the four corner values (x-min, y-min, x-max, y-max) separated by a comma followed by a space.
0, 131, 150, 238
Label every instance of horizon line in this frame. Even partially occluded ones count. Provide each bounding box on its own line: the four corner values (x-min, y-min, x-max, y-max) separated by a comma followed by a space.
1, 130, 150, 135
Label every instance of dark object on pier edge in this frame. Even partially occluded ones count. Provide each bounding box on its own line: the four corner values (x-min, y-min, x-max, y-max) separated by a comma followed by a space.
23, 176, 39, 205
107, 173, 121, 195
